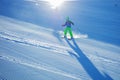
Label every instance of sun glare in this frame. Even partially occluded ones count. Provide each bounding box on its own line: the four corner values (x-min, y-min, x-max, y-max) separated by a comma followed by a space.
47, 0, 65, 9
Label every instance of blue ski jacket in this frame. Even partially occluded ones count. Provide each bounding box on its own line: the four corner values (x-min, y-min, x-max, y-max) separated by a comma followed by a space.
62, 20, 74, 28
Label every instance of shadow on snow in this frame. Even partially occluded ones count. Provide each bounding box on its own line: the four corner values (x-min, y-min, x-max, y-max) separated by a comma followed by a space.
65, 38, 113, 80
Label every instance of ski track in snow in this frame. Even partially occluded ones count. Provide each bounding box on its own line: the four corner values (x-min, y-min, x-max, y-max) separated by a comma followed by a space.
0, 54, 82, 80
0, 16, 119, 79
0, 31, 73, 55
0, 31, 119, 67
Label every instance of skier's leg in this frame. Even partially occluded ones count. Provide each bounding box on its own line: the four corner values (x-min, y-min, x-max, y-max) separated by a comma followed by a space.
64, 27, 68, 37
68, 28, 73, 38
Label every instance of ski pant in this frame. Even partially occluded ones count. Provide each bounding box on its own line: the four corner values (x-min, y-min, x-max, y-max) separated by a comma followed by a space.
64, 27, 73, 38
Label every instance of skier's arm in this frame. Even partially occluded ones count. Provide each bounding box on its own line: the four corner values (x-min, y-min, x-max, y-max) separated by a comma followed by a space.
62, 22, 67, 26
71, 21, 74, 25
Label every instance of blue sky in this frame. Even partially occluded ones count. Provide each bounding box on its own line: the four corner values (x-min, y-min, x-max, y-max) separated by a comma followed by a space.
0, 0, 120, 46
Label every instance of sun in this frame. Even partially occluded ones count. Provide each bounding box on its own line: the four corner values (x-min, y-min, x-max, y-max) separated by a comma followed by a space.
47, 0, 65, 9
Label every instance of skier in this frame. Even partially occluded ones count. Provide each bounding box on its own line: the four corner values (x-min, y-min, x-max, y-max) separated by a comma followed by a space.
62, 16, 74, 39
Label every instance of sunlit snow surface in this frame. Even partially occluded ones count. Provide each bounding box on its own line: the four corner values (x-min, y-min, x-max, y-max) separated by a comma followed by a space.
0, 16, 120, 80
0, 0, 120, 46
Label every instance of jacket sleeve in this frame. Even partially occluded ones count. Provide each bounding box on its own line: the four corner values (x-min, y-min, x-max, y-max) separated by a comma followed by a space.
62, 22, 67, 26
71, 21, 74, 25
72, 22, 74, 25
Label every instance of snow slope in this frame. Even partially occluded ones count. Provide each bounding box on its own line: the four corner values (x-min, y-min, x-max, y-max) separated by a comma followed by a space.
0, 16, 120, 80
1, 0, 120, 46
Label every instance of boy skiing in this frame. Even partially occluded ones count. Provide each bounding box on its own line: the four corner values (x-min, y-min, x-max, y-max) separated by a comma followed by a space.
62, 17, 74, 39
